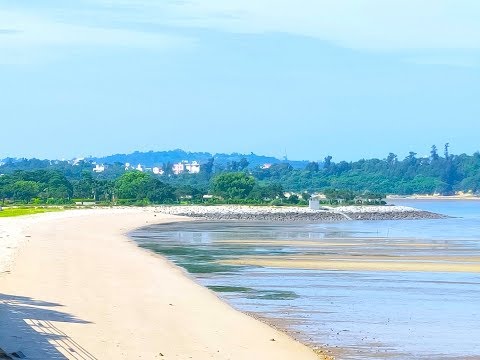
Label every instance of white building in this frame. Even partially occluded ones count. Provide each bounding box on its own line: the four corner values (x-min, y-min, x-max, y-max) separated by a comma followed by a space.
72, 157, 85, 165
185, 161, 200, 174
173, 161, 201, 175
152, 167, 164, 175
172, 162, 185, 175
136, 164, 145, 172
93, 164, 105, 173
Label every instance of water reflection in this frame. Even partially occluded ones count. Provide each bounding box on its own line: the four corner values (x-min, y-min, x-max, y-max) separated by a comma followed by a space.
131, 201, 480, 360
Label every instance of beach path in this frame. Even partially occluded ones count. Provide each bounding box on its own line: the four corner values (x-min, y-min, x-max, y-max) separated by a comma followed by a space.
0, 209, 322, 360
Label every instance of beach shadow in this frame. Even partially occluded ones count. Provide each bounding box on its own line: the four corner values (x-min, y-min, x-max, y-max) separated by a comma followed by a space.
0, 293, 98, 360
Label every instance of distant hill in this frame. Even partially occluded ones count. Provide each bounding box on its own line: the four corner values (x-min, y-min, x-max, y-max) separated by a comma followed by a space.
89, 149, 309, 169
90, 149, 211, 167
0, 150, 311, 178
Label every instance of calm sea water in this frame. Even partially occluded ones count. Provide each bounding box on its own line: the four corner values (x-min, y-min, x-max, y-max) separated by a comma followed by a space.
131, 201, 480, 360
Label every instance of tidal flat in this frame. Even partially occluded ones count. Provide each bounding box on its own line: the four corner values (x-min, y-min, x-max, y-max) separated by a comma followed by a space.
131, 201, 480, 359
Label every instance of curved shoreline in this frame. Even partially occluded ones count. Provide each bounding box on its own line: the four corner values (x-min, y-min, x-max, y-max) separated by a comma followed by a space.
0, 208, 324, 360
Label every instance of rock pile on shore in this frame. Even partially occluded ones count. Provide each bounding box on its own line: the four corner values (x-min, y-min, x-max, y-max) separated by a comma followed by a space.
153, 205, 446, 222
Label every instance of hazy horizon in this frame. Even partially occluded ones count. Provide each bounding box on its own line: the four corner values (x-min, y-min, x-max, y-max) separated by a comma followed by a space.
1, 144, 477, 164
1, 1, 479, 161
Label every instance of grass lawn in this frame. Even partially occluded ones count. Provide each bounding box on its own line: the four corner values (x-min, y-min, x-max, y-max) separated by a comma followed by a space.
0, 207, 65, 218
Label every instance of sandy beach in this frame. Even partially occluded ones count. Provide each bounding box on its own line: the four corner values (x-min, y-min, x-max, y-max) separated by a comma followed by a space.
0, 208, 324, 360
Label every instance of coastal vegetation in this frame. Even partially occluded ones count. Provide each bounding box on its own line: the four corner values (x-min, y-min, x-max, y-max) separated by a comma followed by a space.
0, 207, 63, 217
1, 145, 479, 206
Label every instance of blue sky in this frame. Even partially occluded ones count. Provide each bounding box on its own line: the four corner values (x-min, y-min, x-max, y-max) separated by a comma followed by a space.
1, 0, 479, 161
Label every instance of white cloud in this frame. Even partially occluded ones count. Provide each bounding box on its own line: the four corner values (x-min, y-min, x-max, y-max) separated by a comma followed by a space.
97, 0, 480, 51
3, 1, 480, 64
169, 0, 480, 50
0, 9, 190, 64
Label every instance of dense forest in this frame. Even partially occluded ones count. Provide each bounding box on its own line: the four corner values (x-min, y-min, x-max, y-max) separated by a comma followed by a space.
254, 145, 480, 195
1, 145, 479, 205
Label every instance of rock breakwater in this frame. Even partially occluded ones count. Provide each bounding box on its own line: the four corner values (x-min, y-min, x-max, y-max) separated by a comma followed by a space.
153, 205, 446, 222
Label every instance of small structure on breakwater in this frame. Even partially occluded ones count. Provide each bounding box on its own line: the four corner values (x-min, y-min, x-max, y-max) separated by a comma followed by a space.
309, 199, 320, 210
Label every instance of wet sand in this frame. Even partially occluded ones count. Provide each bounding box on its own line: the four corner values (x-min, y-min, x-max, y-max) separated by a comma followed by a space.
220, 255, 480, 273
211, 234, 480, 273
214, 235, 480, 273
0, 209, 323, 360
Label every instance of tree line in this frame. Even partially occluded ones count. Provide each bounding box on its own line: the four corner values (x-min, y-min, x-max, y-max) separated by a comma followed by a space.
0, 169, 292, 205
0, 169, 386, 206
252, 144, 480, 195
161, 145, 480, 196
1, 145, 479, 205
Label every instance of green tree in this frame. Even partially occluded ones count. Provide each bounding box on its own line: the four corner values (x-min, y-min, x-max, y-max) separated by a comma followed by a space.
95, 180, 115, 202
200, 158, 215, 179
174, 185, 203, 201
226, 161, 239, 172
323, 156, 333, 168
46, 173, 73, 199
405, 151, 417, 164
211, 172, 256, 199
74, 171, 95, 199
286, 194, 300, 204
444, 143, 450, 159
238, 158, 250, 171
162, 162, 174, 176
305, 162, 319, 172
11, 180, 39, 202
430, 145, 439, 161
386, 153, 397, 166
302, 192, 311, 201
115, 171, 151, 199
115, 171, 175, 203
248, 183, 284, 201
0, 176, 12, 204
324, 188, 355, 202
144, 178, 176, 203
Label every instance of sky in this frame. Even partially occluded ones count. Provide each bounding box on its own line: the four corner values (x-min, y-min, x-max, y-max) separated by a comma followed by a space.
1, 0, 479, 162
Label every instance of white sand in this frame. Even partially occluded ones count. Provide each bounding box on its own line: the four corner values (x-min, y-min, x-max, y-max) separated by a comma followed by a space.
0, 208, 324, 360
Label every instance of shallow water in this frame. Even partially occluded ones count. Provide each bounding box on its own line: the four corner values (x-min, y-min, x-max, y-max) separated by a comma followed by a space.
131, 201, 480, 359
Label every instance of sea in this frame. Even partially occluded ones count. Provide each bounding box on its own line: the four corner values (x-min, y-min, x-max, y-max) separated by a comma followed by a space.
130, 200, 480, 360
